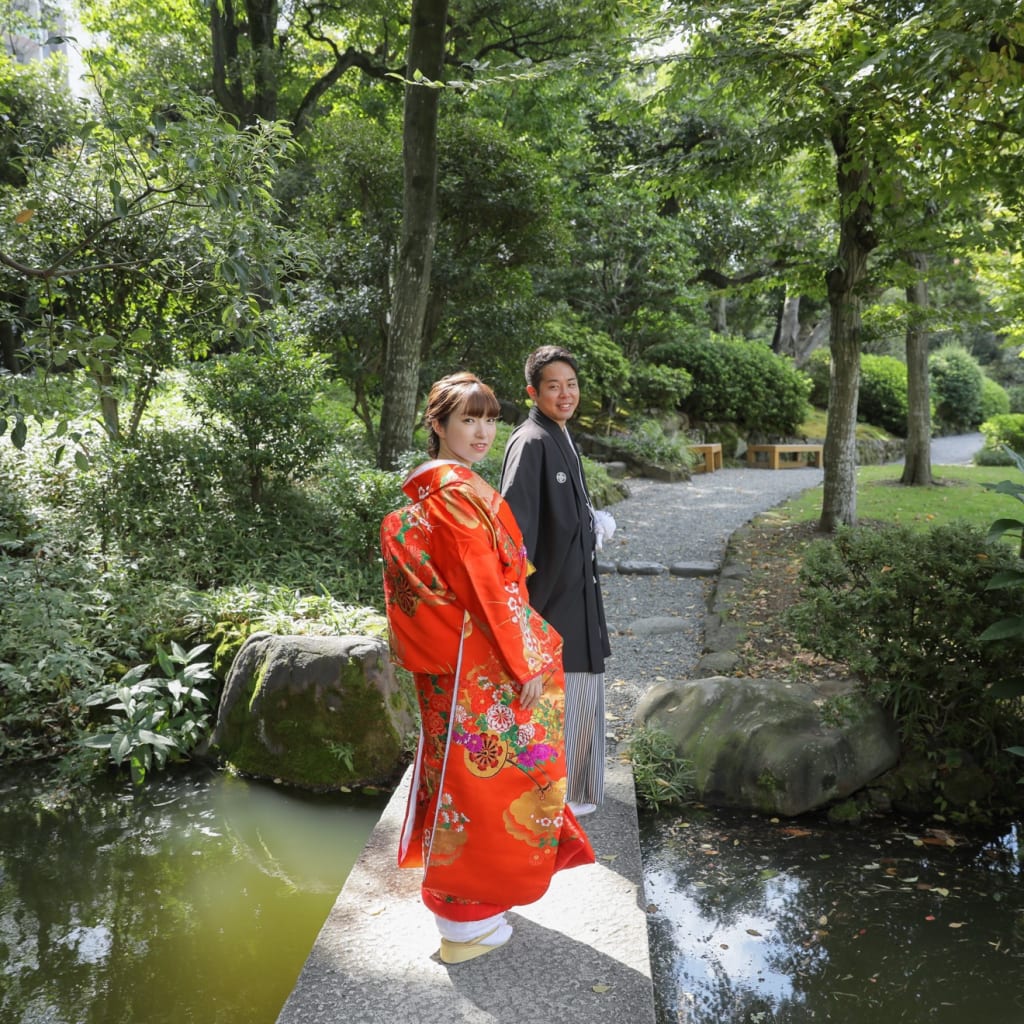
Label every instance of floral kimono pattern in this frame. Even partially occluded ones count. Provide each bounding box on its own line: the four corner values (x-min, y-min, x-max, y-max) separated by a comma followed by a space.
381, 460, 594, 920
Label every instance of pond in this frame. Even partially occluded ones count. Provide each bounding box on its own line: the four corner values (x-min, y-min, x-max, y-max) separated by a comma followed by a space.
0, 765, 386, 1024
641, 806, 1024, 1024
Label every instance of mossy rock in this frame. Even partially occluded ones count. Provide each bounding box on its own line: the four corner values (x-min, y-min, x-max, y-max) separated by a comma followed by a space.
211, 632, 415, 791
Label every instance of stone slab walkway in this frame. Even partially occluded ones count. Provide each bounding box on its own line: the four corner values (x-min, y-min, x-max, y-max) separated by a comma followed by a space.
276, 756, 654, 1024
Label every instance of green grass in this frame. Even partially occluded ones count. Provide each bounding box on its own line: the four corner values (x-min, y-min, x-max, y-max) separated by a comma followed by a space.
774, 463, 1021, 534
798, 406, 891, 442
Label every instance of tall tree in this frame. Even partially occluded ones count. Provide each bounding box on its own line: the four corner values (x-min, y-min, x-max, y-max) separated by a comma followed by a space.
376, 0, 448, 470
900, 250, 933, 486
657, 0, 1024, 529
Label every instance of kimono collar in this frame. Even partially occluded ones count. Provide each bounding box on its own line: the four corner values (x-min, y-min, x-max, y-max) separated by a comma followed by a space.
401, 459, 473, 502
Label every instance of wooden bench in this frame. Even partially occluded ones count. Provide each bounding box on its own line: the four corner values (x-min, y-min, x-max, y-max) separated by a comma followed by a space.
688, 442, 723, 474
746, 443, 824, 470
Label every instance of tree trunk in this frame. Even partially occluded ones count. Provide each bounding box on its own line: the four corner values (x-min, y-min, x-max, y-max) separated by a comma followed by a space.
95, 362, 120, 442
819, 116, 877, 532
245, 0, 279, 122
709, 294, 728, 334
0, 318, 20, 373
774, 292, 801, 357
900, 250, 933, 485
211, 0, 248, 122
797, 313, 830, 366
376, 0, 449, 470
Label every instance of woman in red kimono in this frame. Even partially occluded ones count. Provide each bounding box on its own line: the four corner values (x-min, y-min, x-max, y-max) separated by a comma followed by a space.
380, 372, 594, 964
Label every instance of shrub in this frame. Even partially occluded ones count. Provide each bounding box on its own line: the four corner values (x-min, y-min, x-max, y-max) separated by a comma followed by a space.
546, 317, 631, 418
805, 348, 831, 407
806, 349, 913, 435
980, 376, 1012, 421
980, 414, 1024, 457
788, 522, 1024, 774
647, 336, 811, 435
602, 419, 694, 471
1008, 385, 1024, 415
858, 354, 910, 436
628, 362, 694, 413
929, 343, 985, 432
184, 341, 335, 505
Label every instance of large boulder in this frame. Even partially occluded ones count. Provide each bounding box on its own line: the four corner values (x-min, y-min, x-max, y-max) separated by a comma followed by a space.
635, 676, 899, 816
211, 632, 414, 790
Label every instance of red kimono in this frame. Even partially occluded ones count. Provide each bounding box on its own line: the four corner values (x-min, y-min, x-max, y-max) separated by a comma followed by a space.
380, 460, 594, 921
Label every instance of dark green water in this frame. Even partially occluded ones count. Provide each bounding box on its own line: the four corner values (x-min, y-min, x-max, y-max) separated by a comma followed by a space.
0, 765, 386, 1024
641, 808, 1024, 1024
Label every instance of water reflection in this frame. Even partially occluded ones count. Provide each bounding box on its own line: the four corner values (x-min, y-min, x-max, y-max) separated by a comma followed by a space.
0, 765, 385, 1024
641, 809, 1024, 1024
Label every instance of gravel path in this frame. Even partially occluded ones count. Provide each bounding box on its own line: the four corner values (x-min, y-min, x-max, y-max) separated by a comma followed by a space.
600, 433, 986, 744
599, 466, 825, 740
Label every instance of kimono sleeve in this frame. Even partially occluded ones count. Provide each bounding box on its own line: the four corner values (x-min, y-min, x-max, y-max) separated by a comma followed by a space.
427, 488, 551, 685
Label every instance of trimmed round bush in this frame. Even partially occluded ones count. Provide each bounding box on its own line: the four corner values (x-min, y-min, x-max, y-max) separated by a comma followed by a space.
804, 349, 912, 435
646, 336, 810, 435
980, 376, 1011, 422
859, 354, 910, 436
929, 343, 985, 432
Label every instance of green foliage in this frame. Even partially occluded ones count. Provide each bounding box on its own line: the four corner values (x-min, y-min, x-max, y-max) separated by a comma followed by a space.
629, 362, 694, 414
980, 376, 1012, 421
788, 523, 1024, 772
808, 349, 914, 435
0, 89, 306, 446
980, 447, 1024, 771
980, 414, 1024, 457
805, 349, 831, 407
929, 343, 986, 433
0, 48, 81, 185
1008, 386, 1024, 415
81, 642, 214, 785
628, 725, 696, 810
546, 316, 631, 418
647, 336, 811, 435
603, 420, 695, 472
858, 354, 911, 437
184, 341, 335, 505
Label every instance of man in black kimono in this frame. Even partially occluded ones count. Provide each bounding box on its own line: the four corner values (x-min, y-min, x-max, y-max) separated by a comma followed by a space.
500, 345, 612, 816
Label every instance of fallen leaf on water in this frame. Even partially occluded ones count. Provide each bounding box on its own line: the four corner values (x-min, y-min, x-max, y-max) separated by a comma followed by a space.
949, 922, 965, 929
746, 929, 763, 937
592, 983, 611, 994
